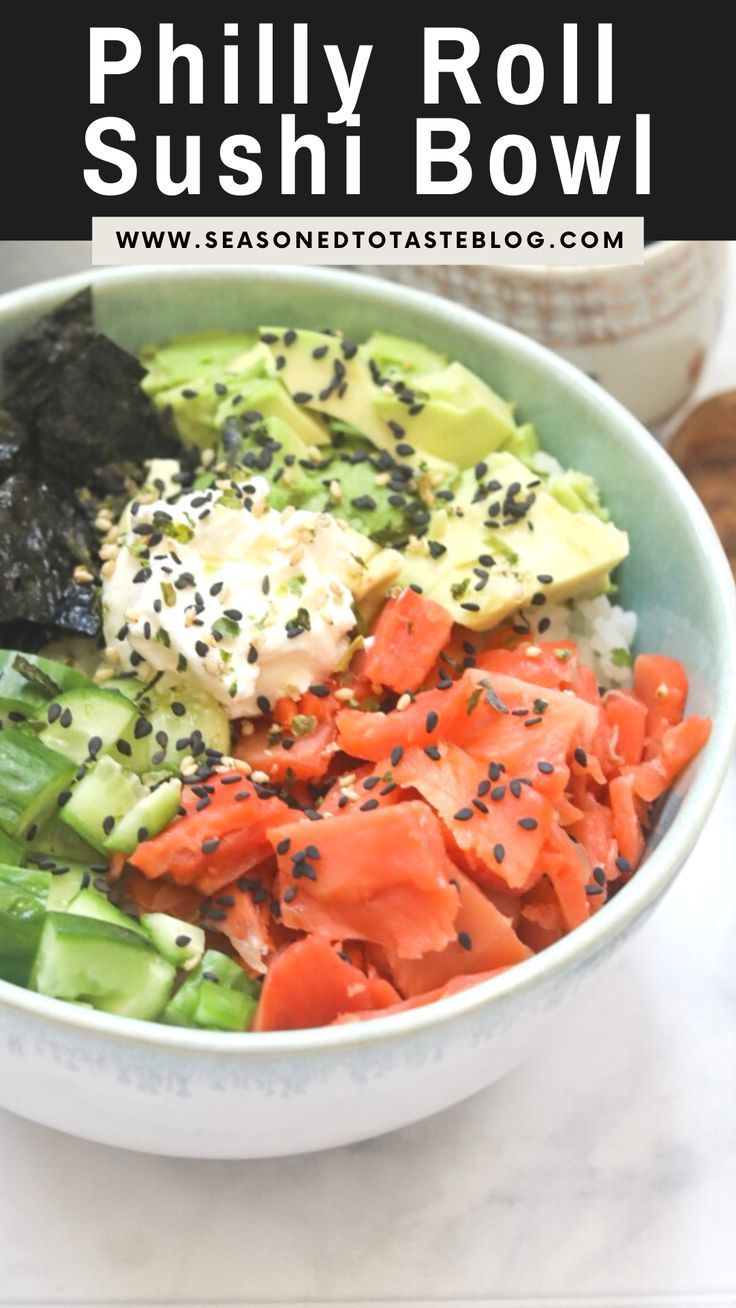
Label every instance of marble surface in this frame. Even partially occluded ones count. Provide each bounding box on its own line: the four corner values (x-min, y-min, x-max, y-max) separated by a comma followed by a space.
0, 244, 734, 1308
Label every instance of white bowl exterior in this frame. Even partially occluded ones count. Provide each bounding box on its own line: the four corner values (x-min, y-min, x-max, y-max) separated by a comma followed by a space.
0, 265, 733, 1158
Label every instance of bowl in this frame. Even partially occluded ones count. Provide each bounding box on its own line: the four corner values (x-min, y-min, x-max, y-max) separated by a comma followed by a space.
0, 266, 734, 1159
364, 240, 729, 426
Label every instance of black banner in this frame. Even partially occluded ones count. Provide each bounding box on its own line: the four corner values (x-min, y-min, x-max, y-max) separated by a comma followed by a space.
1, 5, 730, 239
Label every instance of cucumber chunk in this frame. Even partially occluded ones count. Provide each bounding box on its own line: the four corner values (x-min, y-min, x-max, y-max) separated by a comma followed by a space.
23, 813, 99, 867
0, 650, 91, 727
60, 756, 148, 854
103, 777, 182, 854
0, 862, 52, 986
41, 687, 137, 765
46, 867, 89, 911
66, 886, 149, 939
141, 913, 205, 970
32, 912, 175, 1020
0, 728, 78, 838
163, 949, 258, 1032
0, 828, 23, 866
108, 674, 231, 776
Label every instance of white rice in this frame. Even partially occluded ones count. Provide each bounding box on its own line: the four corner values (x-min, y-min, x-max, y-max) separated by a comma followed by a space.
522, 593, 637, 689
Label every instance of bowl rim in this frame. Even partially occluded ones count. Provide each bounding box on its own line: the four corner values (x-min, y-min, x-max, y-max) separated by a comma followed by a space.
1, 262, 734, 1058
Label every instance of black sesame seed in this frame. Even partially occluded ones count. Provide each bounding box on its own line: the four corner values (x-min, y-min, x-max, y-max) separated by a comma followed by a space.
209, 581, 224, 597
360, 798, 379, 811
494, 843, 505, 863
257, 695, 271, 715
476, 779, 490, 797
390, 745, 404, 766
284, 328, 298, 346
491, 785, 506, 801
363, 775, 380, 791
116, 738, 132, 757
425, 710, 439, 733
472, 798, 489, 814
510, 778, 522, 798
195, 640, 209, 658
309, 684, 330, 698
454, 807, 473, 821
537, 760, 554, 774
175, 934, 191, 948
47, 702, 61, 724
518, 817, 538, 830
283, 886, 297, 903
524, 716, 543, 727
424, 745, 441, 760
60, 707, 73, 729
102, 815, 115, 836
593, 866, 606, 886
574, 747, 588, 767
57, 789, 72, 807
134, 717, 153, 739
458, 931, 473, 951
87, 735, 103, 758
387, 420, 405, 438
616, 855, 632, 874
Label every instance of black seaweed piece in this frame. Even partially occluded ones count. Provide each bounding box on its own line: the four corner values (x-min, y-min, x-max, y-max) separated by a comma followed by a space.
33, 333, 181, 488
0, 474, 100, 646
2, 288, 95, 431
0, 406, 29, 479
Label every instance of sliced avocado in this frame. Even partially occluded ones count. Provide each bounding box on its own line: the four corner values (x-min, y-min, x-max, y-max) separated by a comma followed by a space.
500, 421, 540, 462
374, 362, 518, 468
361, 331, 447, 378
216, 375, 331, 448
139, 331, 262, 395
259, 328, 514, 471
399, 451, 629, 629
146, 340, 275, 447
545, 468, 611, 522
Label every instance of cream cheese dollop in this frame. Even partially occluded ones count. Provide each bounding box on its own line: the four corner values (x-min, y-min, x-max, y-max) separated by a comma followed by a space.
102, 477, 360, 717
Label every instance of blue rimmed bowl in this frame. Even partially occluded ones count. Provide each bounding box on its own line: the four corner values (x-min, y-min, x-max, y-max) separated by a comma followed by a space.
0, 266, 734, 1158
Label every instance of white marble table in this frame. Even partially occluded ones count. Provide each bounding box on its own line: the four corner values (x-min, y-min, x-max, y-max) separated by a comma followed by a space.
1, 244, 734, 1308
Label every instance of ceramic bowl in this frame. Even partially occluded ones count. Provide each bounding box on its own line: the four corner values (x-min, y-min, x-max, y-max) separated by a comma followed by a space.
0, 266, 734, 1159
366, 241, 729, 426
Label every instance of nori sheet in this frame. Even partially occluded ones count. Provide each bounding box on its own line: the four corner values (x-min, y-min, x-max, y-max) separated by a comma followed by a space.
0, 288, 184, 648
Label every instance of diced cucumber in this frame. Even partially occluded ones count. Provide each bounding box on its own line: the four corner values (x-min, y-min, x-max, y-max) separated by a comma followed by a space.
60, 756, 148, 854
0, 728, 78, 838
194, 979, 258, 1032
0, 827, 23, 866
163, 949, 259, 1031
32, 912, 175, 1020
103, 778, 182, 854
24, 813, 100, 866
0, 650, 91, 726
41, 687, 137, 765
66, 886, 148, 939
0, 862, 52, 986
46, 867, 89, 911
108, 674, 231, 775
141, 913, 205, 970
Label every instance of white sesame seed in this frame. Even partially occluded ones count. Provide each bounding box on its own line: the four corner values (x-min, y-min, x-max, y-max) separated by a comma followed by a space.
73, 565, 95, 584
396, 693, 412, 711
